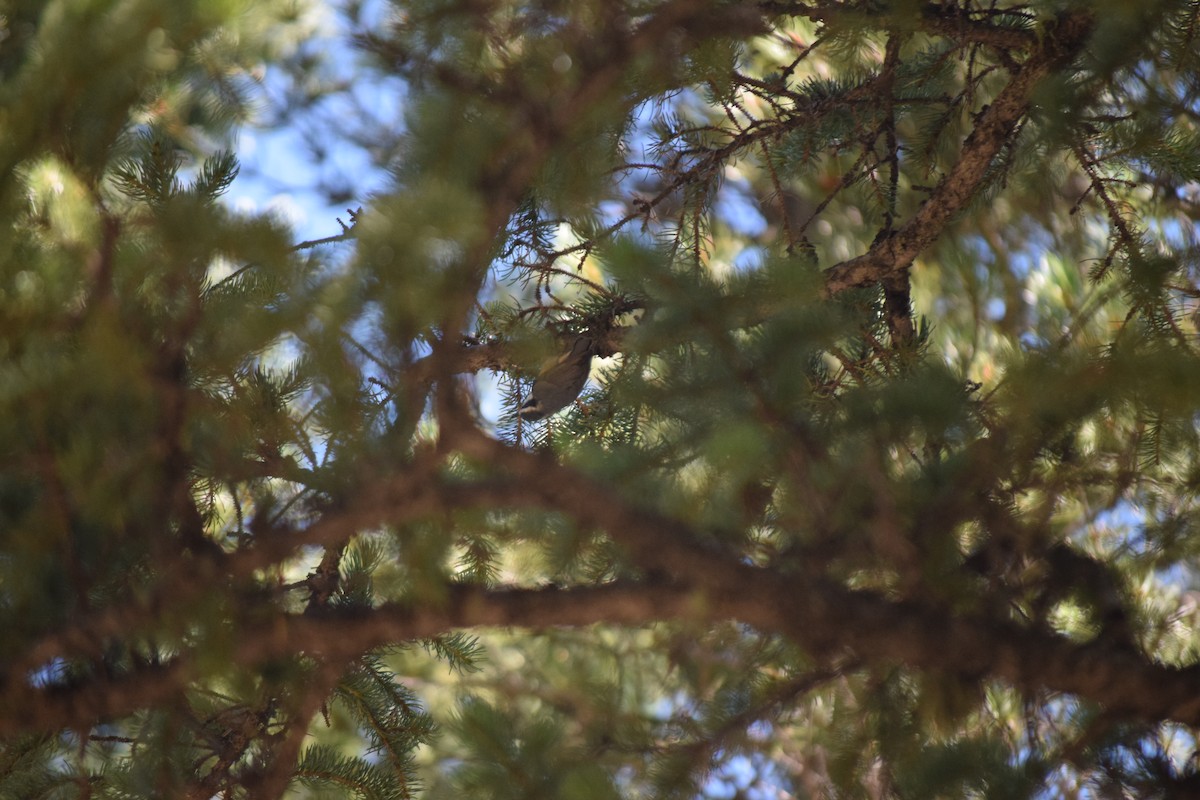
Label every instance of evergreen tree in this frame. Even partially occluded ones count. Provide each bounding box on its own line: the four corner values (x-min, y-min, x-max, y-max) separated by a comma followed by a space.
3, 0, 1200, 797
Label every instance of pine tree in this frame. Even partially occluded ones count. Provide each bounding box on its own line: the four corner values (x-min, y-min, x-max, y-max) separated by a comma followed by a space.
4, 0, 1200, 797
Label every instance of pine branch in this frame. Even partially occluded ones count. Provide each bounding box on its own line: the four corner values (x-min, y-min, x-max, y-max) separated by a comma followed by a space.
18, 545, 1200, 738
440, 422, 1200, 729
821, 10, 1095, 295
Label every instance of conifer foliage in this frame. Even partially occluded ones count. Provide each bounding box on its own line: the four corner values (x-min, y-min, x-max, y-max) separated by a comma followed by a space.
4, 0, 1200, 797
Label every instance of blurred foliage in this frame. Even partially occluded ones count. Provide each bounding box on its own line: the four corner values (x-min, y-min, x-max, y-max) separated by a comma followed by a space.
3, 0, 1200, 799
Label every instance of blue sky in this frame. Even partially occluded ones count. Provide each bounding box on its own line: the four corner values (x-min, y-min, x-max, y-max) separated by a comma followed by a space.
228, 1, 396, 247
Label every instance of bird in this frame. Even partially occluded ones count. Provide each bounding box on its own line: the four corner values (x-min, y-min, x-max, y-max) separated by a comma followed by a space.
518, 335, 596, 421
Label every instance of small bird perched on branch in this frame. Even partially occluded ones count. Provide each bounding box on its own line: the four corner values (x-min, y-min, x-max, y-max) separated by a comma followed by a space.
518, 335, 596, 421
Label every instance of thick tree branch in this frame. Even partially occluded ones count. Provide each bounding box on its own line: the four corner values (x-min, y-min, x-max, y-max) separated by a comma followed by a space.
255, 582, 708, 663
10, 401, 1200, 735
15, 529, 1200, 739
822, 10, 1094, 295
444, 423, 1200, 728
0, 582, 696, 737
4, 660, 193, 739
